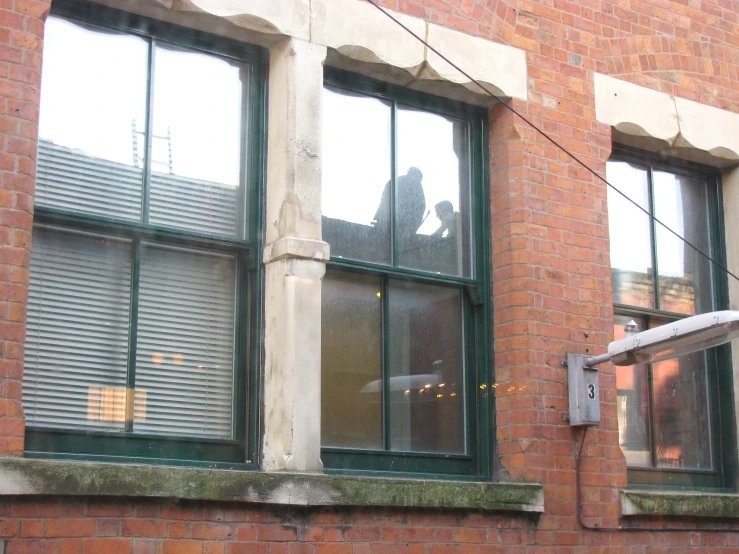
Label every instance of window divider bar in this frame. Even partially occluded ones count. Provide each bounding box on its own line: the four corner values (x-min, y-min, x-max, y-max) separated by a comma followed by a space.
142, 38, 156, 224
381, 276, 391, 452
125, 238, 142, 432
645, 316, 658, 469
647, 166, 660, 311
390, 102, 398, 268
237, 65, 250, 241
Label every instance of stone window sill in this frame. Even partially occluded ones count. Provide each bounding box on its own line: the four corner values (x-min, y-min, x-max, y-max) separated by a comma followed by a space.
0, 457, 543, 513
621, 489, 739, 518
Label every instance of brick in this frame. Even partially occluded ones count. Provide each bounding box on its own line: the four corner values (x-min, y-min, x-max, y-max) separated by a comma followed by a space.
44, 520, 95, 539
204, 543, 225, 554
228, 544, 267, 554
9, 500, 59, 518
86, 502, 133, 518
96, 519, 119, 537
18, 519, 42, 537
6, 540, 55, 554
257, 525, 297, 542
121, 519, 166, 538
314, 546, 351, 554
59, 539, 83, 554
82, 538, 132, 554
191, 521, 233, 540
168, 521, 189, 538
161, 540, 203, 554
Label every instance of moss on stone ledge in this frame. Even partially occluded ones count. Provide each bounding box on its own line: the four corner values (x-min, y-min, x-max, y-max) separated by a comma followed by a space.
621, 489, 739, 518
0, 457, 543, 512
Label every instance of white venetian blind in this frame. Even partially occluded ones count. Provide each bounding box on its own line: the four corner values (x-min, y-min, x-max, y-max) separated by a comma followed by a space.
148, 171, 238, 237
133, 244, 237, 439
23, 228, 132, 430
36, 139, 144, 221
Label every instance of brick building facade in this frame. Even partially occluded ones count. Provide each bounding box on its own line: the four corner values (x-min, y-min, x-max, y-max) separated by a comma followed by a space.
1, 0, 739, 552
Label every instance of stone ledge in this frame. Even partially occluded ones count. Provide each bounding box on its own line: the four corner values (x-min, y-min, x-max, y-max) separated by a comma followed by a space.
0, 457, 543, 512
621, 489, 739, 518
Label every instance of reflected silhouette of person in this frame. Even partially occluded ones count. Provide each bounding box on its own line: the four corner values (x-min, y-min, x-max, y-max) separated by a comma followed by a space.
373, 167, 426, 240
432, 200, 457, 239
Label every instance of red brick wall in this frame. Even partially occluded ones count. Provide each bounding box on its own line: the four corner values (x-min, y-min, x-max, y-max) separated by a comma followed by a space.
0, 0, 738, 551
1, 499, 739, 552
0, 0, 49, 457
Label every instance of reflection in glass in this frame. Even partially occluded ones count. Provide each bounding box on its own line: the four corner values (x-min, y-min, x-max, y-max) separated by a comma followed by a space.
652, 350, 712, 470
24, 229, 132, 430
606, 161, 653, 308
37, 17, 147, 220
614, 315, 650, 466
321, 271, 383, 449
135, 245, 236, 439
397, 108, 471, 277
322, 88, 391, 264
388, 280, 465, 454
149, 45, 245, 237
653, 171, 712, 315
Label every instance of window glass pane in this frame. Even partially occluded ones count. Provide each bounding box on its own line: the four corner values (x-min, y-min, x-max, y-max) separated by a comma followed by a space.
652, 350, 713, 470
24, 228, 132, 430
606, 161, 653, 308
37, 17, 147, 220
322, 88, 392, 264
321, 270, 383, 449
614, 315, 650, 466
388, 280, 465, 454
396, 108, 471, 277
149, 45, 245, 237
134, 245, 237, 439
653, 171, 712, 315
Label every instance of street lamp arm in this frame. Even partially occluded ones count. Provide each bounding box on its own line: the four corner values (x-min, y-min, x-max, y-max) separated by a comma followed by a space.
607, 310, 739, 367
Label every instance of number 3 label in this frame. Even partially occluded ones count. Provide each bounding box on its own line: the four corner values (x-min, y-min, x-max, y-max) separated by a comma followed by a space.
587, 384, 595, 399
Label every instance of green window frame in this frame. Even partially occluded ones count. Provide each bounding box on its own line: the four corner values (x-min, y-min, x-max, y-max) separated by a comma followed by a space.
608, 146, 736, 490
23, 0, 266, 468
319, 68, 492, 479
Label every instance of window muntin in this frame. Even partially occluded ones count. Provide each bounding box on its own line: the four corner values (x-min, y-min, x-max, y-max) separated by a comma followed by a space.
37, 17, 148, 220
24, 6, 265, 465
607, 160, 713, 316
608, 152, 729, 487
320, 70, 489, 476
322, 88, 472, 278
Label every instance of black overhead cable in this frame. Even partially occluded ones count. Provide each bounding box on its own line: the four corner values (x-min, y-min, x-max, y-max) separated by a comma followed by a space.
365, 0, 739, 286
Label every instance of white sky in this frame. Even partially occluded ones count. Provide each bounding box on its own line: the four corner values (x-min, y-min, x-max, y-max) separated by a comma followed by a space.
39, 17, 242, 187
321, 88, 466, 236
607, 161, 685, 277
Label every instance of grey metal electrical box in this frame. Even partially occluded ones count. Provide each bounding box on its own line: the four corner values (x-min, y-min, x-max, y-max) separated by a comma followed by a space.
567, 353, 600, 427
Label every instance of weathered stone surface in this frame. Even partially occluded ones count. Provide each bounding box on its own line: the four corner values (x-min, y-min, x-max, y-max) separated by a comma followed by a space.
262, 38, 328, 473
621, 489, 739, 518
0, 457, 544, 512
595, 73, 739, 162
422, 22, 527, 101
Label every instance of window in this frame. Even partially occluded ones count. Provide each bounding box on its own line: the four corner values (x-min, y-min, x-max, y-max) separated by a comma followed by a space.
319, 69, 491, 477
608, 147, 735, 488
22, 2, 266, 465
